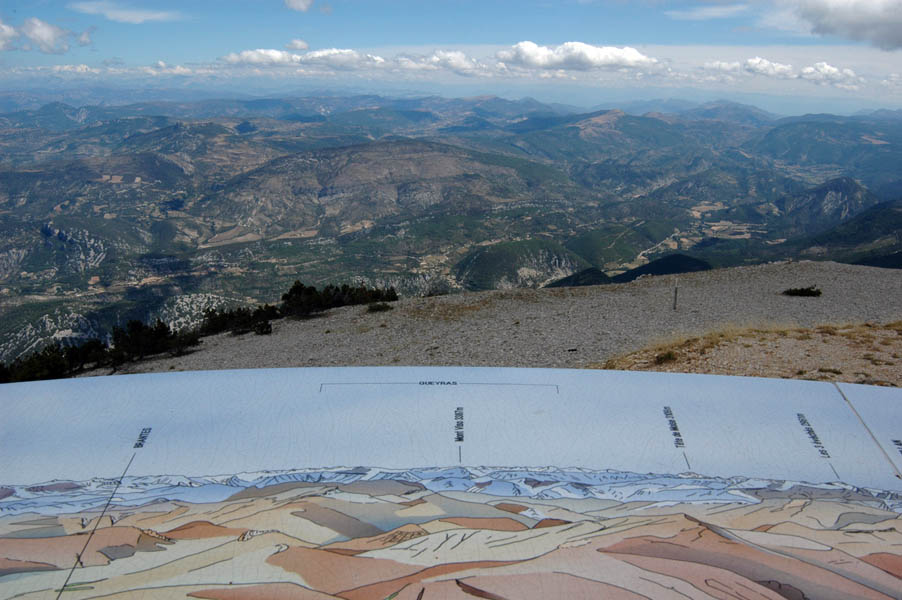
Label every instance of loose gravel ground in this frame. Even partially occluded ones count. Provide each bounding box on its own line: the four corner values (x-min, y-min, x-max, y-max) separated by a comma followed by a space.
109, 261, 902, 381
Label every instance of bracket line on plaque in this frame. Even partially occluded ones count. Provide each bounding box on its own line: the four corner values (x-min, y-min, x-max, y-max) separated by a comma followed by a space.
55, 452, 136, 599
320, 381, 559, 393
833, 382, 902, 480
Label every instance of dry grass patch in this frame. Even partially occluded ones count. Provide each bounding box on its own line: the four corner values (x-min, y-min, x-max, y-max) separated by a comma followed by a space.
402, 296, 495, 321
545, 286, 594, 299
403, 288, 546, 322
592, 321, 902, 387
600, 323, 802, 370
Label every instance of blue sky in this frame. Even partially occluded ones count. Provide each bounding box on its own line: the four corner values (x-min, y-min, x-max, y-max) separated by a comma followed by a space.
1, 1, 901, 111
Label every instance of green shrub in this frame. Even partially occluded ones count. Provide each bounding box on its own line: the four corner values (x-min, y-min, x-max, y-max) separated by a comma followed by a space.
109, 320, 200, 364
281, 281, 397, 317
201, 304, 279, 336
654, 351, 678, 364
169, 330, 201, 356
782, 285, 822, 297
1, 336, 117, 383
1, 279, 400, 383
9, 344, 70, 382
63, 338, 108, 371
111, 320, 174, 362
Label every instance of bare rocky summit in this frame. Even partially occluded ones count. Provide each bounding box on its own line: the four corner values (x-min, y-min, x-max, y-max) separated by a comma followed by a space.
109, 261, 902, 384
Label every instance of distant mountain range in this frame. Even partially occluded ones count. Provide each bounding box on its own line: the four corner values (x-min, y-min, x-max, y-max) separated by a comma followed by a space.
1, 93, 900, 361
5, 465, 901, 516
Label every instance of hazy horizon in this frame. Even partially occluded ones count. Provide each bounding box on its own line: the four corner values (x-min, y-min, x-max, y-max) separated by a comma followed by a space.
2, 82, 898, 118
2, 1, 901, 115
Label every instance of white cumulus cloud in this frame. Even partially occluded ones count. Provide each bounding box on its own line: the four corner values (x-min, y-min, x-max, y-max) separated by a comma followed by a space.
429, 50, 485, 76
397, 50, 488, 77
705, 60, 742, 72
223, 47, 385, 71
77, 28, 94, 46
21, 18, 72, 54
69, 1, 182, 24
496, 41, 657, 71
286, 38, 309, 51
52, 63, 99, 74
881, 73, 901, 88
0, 18, 18, 51
303, 48, 385, 69
285, 0, 315, 12
666, 4, 750, 20
152, 60, 192, 75
224, 49, 301, 66
0, 16, 91, 53
799, 61, 861, 88
738, 54, 862, 89
782, 0, 902, 49
137, 61, 193, 76
744, 56, 795, 77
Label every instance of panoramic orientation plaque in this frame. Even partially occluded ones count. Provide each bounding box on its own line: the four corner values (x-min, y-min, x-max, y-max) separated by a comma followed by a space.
2, 367, 902, 599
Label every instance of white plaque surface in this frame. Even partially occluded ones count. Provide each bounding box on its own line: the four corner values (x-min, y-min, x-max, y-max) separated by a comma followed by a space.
2, 368, 901, 599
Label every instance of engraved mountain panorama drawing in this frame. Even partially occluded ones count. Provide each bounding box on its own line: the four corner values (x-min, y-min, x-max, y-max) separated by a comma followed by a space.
3, 466, 902, 599
3, 363, 902, 597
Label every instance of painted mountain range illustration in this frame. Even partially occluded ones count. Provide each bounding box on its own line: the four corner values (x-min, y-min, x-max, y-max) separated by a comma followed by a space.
4, 466, 902, 516
3, 466, 902, 599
